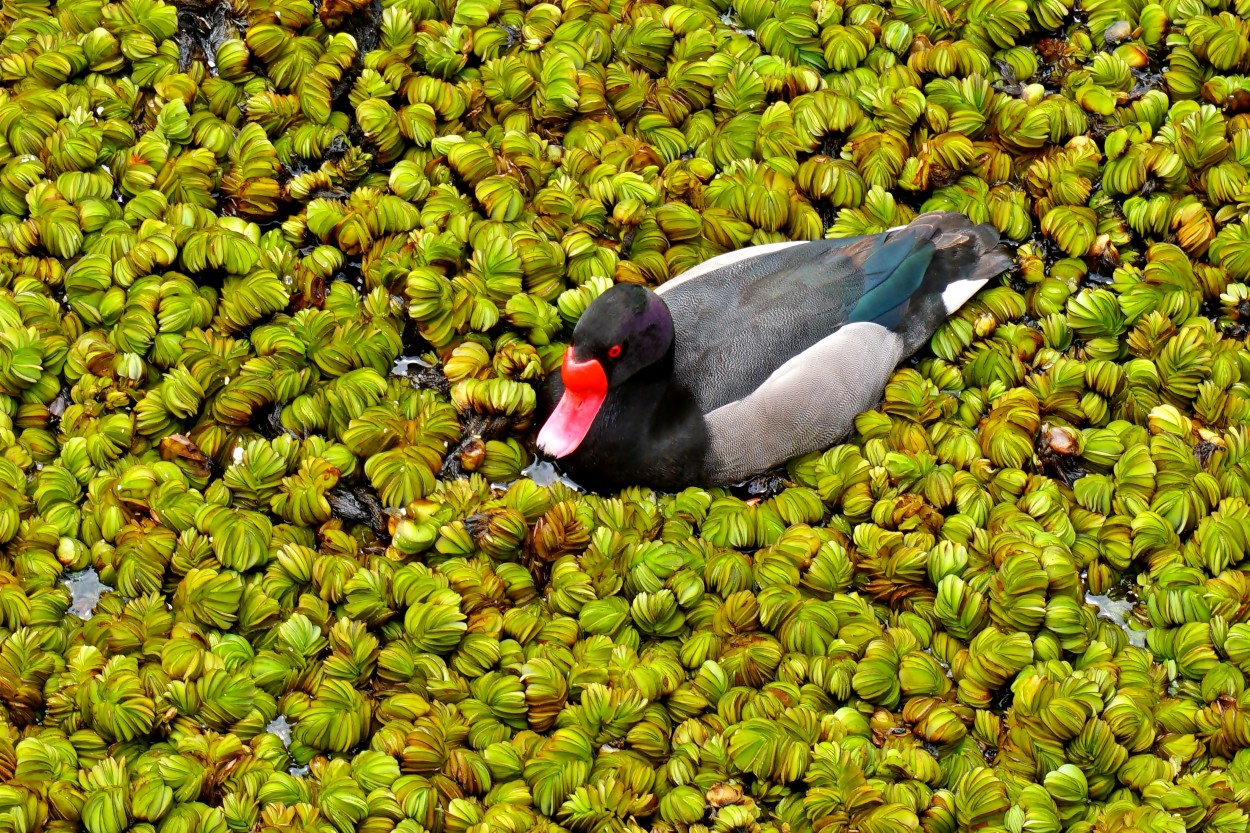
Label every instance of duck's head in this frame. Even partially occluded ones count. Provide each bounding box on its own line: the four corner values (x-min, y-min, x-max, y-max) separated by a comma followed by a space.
537, 283, 675, 459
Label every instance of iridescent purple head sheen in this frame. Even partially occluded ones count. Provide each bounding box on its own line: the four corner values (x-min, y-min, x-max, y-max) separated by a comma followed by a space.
569, 284, 674, 387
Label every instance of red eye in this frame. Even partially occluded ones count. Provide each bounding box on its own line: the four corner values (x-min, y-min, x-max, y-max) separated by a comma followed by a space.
608, 344, 622, 358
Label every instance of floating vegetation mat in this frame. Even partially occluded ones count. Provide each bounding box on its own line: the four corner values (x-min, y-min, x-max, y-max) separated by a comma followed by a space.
5, 0, 1250, 830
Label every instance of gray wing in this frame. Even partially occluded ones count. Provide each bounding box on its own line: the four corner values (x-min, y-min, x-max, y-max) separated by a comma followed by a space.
655, 236, 893, 413
655, 213, 1009, 415
700, 322, 906, 485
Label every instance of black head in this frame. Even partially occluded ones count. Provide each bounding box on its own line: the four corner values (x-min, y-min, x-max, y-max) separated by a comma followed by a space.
570, 283, 675, 387
536, 283, 676, 460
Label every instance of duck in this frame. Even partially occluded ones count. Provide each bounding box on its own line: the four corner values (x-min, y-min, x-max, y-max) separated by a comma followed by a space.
535, 211, 1014, 493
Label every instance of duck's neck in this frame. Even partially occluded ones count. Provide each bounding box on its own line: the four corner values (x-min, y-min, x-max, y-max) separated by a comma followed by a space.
567, 348, 708, 492
626, 347, 680, 408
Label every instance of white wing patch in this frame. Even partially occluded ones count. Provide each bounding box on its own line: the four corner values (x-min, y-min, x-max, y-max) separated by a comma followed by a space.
941, 277, 990, 315
701, 322, 906, 485
655, 241, 809, 296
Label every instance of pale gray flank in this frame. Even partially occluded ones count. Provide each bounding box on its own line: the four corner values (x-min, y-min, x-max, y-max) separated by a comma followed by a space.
701, 322, 906, 484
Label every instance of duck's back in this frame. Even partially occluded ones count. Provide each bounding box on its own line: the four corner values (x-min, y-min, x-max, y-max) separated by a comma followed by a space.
656, 211, 1011, 414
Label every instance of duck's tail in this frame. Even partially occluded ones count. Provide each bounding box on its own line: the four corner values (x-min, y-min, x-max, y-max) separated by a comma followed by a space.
916, 211, 1015, 315
857, 211, 1013, 356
